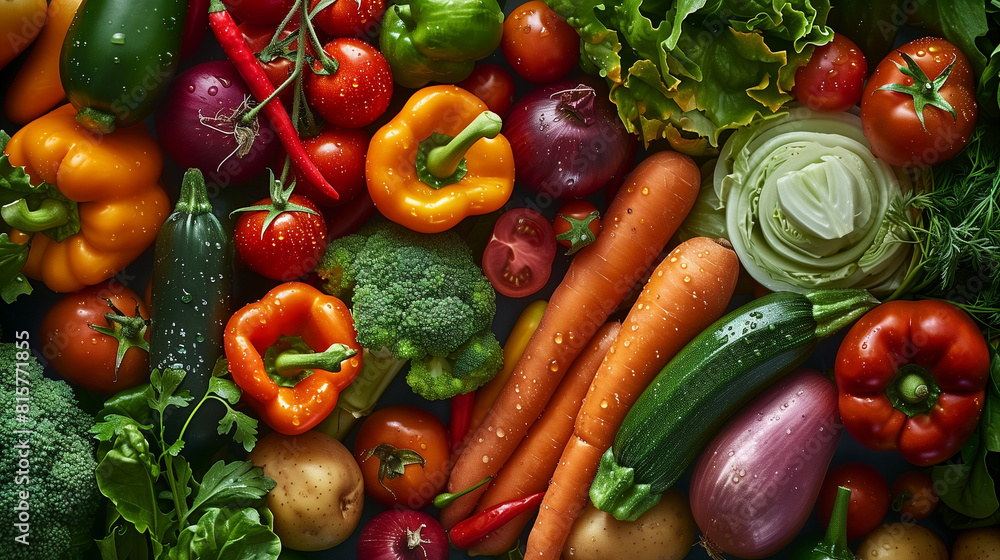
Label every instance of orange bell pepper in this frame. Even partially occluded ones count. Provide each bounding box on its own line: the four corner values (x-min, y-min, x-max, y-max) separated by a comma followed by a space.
224, 282, 363, 435
1, 104, 170, 295
4, 0, 83, 124
366, 85, 515, 234
0, 0, 47, 71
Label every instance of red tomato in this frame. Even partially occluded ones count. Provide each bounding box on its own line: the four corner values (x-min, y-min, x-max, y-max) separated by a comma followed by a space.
39, 280, 151, 393
860, 36, 977, 168
457, 64, 517, 117
310, 0, 386, 39
501, 1, 580, 84
816, 462, 891, 542
233, 193, 328, 281
283, 125, 370, 207
240, 19, 316, 105
305, 37, 393, 128
792, 33, 867, 112
552, 199, 600, 254
353, 406, 450, 509
891, 470, 939, 521
482, 208, 558, 298
221, 0, 295, 26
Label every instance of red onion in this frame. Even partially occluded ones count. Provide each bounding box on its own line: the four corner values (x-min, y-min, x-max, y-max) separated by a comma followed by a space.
689, 369, 842, 559
503, 77, 636, 200
154, 59, 278, 186
357, 509, 448, 560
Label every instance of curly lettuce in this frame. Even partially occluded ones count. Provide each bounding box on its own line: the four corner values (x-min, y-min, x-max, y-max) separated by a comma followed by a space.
692, 109, 915, 295
545, 0, 833, 154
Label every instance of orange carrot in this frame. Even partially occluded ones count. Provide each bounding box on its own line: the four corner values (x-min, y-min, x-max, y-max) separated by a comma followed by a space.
4, 0, 83, 124
467, 321, 621, 556
441, 150, 702, 528
525, 236, 740, 558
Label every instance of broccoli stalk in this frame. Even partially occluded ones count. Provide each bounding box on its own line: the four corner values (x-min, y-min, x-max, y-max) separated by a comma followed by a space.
313, 221, 503, 437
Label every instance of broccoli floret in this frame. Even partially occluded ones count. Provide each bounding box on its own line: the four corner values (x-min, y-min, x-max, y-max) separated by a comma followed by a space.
315, 221, 502, 401
0, 338, 99, 560
407, 329, 504, 400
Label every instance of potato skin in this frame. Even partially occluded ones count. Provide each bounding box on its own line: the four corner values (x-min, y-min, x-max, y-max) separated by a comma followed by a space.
856, 523, 949, 560
952, 527, 1000, 560
562, 488, 695, 560
248, 430, 365, 551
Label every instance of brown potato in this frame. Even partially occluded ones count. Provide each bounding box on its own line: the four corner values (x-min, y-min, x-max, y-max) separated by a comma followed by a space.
856, 522, 949, 560
248, 430, 365, 551
562, 488, 696, 560
952, 527, 1000, 560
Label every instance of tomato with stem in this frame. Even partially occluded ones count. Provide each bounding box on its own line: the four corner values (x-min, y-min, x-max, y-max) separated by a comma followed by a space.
482, 208, 558, 298
353, 405, 451, 509
793, 32, 867, 112
891, 470, 939, 520
553, 199, 600, 255
40, 280, 151, 393
305, 37, 393, 128
309, 0, 385, 39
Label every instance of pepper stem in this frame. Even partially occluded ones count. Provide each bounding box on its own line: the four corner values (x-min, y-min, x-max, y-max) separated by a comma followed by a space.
886, 363, 941, 416
273, 342, 357, 375
824, 486, 852, 553
426, 111, 502, 179
1, 198, 70, 232
433, 476, 492, 508
898, 371, 930, 403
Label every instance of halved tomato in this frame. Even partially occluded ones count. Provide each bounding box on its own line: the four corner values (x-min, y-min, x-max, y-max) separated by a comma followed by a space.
482, 208, 557, 298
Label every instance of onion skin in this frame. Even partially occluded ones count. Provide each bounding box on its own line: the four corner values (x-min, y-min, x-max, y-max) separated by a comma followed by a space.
503, 77, 633, 200
154, 59, 279, 186
689, 369, 842, 559
357, 509, 448, 560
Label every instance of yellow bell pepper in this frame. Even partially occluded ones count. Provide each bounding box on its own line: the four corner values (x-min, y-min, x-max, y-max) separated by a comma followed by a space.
366, 85, 515, 233
2, 104, 170, 294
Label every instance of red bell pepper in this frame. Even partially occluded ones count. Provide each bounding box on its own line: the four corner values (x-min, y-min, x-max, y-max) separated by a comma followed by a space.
834, 300, 990, 466
224, 282, 363, 435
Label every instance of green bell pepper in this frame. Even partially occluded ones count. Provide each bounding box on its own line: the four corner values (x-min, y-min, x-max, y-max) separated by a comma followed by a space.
379, 0, 504, 89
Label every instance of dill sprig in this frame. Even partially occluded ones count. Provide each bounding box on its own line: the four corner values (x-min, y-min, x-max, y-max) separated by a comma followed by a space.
891, 124, 1000, 334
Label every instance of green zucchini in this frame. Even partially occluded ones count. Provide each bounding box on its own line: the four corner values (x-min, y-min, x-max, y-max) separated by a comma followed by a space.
589, 289, 878, 521
150, 169, 232, 461
59, 0, 187, 133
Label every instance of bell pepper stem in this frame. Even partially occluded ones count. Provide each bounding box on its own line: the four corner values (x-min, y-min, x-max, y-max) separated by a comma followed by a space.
273, 342, 357, 375
426, 111, 502, 179
1, 198, 70, 232
824, 486, 852, 554
897, 370, 930, 403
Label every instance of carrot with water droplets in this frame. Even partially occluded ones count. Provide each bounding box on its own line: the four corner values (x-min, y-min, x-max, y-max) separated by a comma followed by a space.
441, 149, 702, 528
525, 235, 740, 558
467, 321, 621, 556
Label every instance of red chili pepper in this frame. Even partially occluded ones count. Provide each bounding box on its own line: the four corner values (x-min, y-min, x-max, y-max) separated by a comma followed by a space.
834, 300, 990, 466
449, 491, 544, 550
207, 0, 338, 200
450, 390, 476, 453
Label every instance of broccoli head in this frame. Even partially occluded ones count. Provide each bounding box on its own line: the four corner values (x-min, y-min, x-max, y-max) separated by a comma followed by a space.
0, 337, 100, 560
316, 221, 502, 399
407, 329, 504, 400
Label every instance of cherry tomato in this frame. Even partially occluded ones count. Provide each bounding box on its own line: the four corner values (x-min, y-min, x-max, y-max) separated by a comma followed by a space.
221, 0, 295, 26
891, 470, 939, 520
310, 0, 386, 39
860, 36, 977, 168
233, 194, 328, 281
353, 405, 450, 509
553, 199, 600, 255
305, 37, 393, 128
39, 280, 151, 393
457, 64, 517, 117
501, 1, 580, 84
283, 125, 370, 207
816, 462, 891, 542
792, 33, 867, 112
482, 208, 558, 298
240, 19, 316, 105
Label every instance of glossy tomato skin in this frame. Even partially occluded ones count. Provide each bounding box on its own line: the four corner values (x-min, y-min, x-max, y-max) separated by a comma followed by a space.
891, 470, 939, 520
222, 0, 295, 26
553, 199, 600, 252
240, 19, 316, 105
793, 33, 867, 112
354, 406, 450, 509
501, 1, 580, 83
310, 0, 386, 39
233, 194, 328, 281
860, 36, 977, 168
482, 208, 558, 298
816, 462, 891, 542
305, 38, 393, 128
284, 125, 370, 207
40, 281, 151, 393
457, 64, 517, 117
